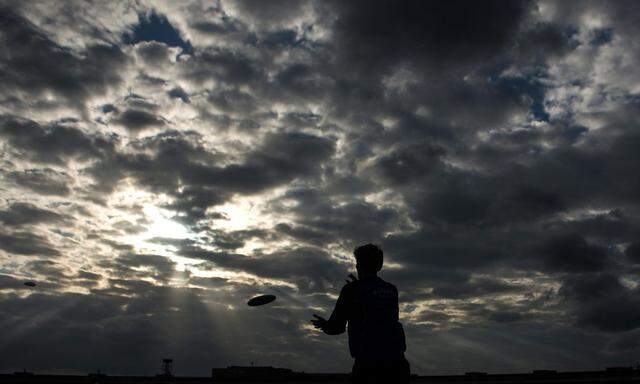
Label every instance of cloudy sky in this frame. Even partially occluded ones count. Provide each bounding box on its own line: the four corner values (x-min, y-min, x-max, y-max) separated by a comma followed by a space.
1, 0, 640, 376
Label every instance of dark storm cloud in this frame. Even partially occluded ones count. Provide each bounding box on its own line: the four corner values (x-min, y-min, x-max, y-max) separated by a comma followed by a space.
511, 22, 573, 66
94, 253, 192, 296
123, 93, 162, 111
297, 201, 400, 245
100, 253, 177, 283
488, 311, 524, 323
134, 41, 175, 65
383, 229, 508, 272
411, 172, 494, 226
428, 277, 525, 301
202, 230, 248, 250
271, 63, 333, 103
280, 112, 322, 129
169, 132, 331, 193
565, 209, 640, 243
505, 135, 640, 209
87, 130, 334, 219
258, 29, 302, 50
167, 87, 190, 103
607, 331, 640, 352
406, 163, 572, 230
0, 115, 116, 164
0, 8, 127, 109
560, 273, 623, 302
162, 187, 229, 225
113, 109, 166, 132
233, 0, 311, 27
0, 202, 70, 226
268, 187, 402, 247
180, 246, 347, 293
207, 89, 257, 113
561, 273, 640, 332
135, 72, 168, 87
308, 1, 540, 129
25, 260, 74, 284
0, 231, 60, 257
4, 168, 72, 196
330, 0, 531, 73
0, 274, 22, 290
184, 48, 264, 86
152, 229, 271, 252
370, 142, 446, 186
274, 222, 333, 246
540, 234, 608, 273
626, 242, 640, 264
191, 20, 237, 35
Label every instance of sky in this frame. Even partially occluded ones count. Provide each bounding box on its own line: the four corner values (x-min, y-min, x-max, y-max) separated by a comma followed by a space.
1, 0, 640, 376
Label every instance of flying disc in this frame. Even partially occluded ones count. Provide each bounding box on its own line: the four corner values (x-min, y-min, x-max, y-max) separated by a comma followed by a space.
24, 282, 36, 287
247, 294, 276, 306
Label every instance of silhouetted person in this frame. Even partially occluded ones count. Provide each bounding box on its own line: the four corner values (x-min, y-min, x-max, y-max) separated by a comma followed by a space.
311, 244, 410, 383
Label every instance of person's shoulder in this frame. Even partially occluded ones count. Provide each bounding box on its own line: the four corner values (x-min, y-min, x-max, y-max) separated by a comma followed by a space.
378, 277, 398, 291
342, 279, 359, 291
340, 280, 360, 294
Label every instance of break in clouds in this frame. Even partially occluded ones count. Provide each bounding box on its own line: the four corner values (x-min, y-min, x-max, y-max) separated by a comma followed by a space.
1, 0, 640, 376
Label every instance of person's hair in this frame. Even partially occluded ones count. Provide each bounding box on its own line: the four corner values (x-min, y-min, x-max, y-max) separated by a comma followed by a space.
354, 243, 383, 273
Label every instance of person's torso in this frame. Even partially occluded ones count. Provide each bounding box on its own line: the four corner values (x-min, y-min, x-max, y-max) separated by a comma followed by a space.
344, 276, 406, 360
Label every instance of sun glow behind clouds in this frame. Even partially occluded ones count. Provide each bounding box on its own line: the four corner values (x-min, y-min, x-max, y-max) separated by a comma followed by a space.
210, 194, 284, 254
115, 190, 283, 282
129, 203, 191, 256
214, 199, 257, 231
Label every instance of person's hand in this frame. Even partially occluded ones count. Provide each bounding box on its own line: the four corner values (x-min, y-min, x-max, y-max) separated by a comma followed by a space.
310, 314, 328, 331
345, 273, 358, 284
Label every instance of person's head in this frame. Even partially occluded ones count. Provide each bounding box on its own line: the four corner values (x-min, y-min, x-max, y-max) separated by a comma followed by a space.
354, 243, 383, 276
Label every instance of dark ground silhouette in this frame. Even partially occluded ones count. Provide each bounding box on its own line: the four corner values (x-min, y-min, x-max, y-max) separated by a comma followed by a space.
2, 367, 640, 383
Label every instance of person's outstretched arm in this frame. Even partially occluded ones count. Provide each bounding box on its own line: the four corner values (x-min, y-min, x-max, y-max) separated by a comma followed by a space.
311, 283, 350, 335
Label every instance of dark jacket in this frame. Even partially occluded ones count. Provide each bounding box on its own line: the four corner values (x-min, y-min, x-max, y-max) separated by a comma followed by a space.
323, 275, 406, 361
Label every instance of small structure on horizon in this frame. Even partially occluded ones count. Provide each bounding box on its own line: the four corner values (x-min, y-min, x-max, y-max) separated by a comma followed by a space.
13, 369, 33, 377
159, 358, 173, 377
88, 370, 106, 379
